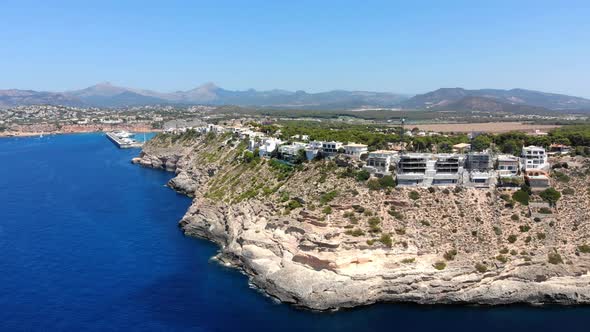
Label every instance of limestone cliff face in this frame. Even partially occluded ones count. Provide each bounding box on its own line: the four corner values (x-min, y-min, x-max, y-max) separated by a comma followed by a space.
134, 132, 590, 310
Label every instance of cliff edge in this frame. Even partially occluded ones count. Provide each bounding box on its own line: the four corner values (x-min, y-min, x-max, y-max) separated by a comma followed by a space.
133, 132, 590, 310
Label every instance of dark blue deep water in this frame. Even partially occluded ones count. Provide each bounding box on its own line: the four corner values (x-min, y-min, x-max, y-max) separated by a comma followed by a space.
1, 133, 589, 332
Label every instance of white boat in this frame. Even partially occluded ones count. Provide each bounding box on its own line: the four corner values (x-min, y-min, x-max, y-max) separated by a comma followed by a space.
114, 130, 134, 138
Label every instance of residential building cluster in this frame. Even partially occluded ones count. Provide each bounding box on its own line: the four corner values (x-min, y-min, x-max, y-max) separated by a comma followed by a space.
167, 123, 565, 192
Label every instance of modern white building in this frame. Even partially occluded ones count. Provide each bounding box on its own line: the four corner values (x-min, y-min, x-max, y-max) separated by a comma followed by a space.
321, 141, 343, 155
343, 143, 368, 159
279, 142, 307, 162
396, 153, 464, 187
304, 141, 323, 161
496, 154, 520, 177
363, 150, 397, 175
258, 138, 282, 158
521, 146, 549, 171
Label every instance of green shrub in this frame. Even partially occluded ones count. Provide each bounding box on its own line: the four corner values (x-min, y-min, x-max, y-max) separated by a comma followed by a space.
388, 209, 404, 220
433, 261, 447, 270
519, 225, 531, 232
287, 200, 303, 210
394, 227, 406, 235
378, 175, 396, 188
499, 247, 509, 254
578, 244, 590, 253
368, 217, 382, 233
367, 179, 381, 190
548, 251, 563, 264
493, 226, 502, 236
379, 234, 393, 247
512, 190, 530, 205
552, 171, 570, 183
507, 234, 518, 243
320, 190, 338, 205
496, 255, 508, 263
562, 188, 575, 195
539, 187, 561, 206
409, 191, 421, 200
539, 207, 552, 214
352, 205, 365, 213
401, 257, 415, 264
443, 249, 458, 261
322, 206, 333, 214
537, 232, 546, 240
345, 229, 365, 237
475, 262, 488, 273
420, 220, 431, 226
280, 191, 290, 202
368, 217, 381, 226
355, 170, 371, 181
511, 214, 520, 221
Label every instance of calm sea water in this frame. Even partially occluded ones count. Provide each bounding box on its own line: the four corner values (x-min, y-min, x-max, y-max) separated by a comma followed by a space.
0, 133, 588, 332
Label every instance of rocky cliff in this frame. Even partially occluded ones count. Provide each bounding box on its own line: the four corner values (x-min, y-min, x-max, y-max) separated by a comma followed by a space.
133, 132, 590, 310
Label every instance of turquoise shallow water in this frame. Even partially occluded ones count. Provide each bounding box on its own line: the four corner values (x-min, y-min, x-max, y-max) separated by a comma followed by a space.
0, 133, 588, 332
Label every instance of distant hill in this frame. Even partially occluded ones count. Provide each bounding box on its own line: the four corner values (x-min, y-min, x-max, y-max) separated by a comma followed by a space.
0, 82, 408, 109
435, 96, 551, 114
0, 89, 81, 108
2, 83, 589, 112
401, 87, 590, 111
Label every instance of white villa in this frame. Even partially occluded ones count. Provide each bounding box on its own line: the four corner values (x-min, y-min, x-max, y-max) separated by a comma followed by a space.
258, 138, 283, 158
496, 154, 520, 177
364, 150, 398, 175
321, 141, 343, 155
279, 142, 307, 162
343, 143, 368, 159
521, 146, 549, 171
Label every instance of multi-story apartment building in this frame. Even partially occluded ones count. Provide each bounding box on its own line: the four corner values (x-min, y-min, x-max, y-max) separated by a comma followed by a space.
396, 153, 463, 187
496, 154, 521, 177
521, 146, 549, 171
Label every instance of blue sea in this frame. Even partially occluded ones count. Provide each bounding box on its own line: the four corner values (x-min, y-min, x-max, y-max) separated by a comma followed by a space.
0, 133, 588, 332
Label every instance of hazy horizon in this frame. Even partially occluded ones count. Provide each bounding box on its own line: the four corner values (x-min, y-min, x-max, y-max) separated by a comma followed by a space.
2, 0, 590, 98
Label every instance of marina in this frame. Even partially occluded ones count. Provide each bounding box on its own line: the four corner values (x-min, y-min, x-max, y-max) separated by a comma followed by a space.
105, 131, 144, 149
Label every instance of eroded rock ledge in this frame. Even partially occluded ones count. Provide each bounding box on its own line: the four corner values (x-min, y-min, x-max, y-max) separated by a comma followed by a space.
133, 134, 590, 310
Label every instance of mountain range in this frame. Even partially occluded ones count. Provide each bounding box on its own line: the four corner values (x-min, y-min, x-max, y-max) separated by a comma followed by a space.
0, 82, 408, 109
400, 88, 590, 113
1, 83, 589, 112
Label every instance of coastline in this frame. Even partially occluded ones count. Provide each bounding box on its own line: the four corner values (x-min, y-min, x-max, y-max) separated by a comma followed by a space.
0, 128, 161, 138
129, 134, 590, 311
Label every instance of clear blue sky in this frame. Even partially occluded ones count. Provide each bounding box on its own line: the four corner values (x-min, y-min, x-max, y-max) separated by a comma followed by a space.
2, 0, 590, 97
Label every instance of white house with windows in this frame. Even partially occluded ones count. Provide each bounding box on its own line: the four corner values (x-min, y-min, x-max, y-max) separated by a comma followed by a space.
279, 142, 307, 161
304, 141, 323, 161
363, 150, 398, 175
321, 141, 343, 155
496, 154, 520, 177
521, 146, 549, 171
343, 143, 368, 159
258, 138, 282, 158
